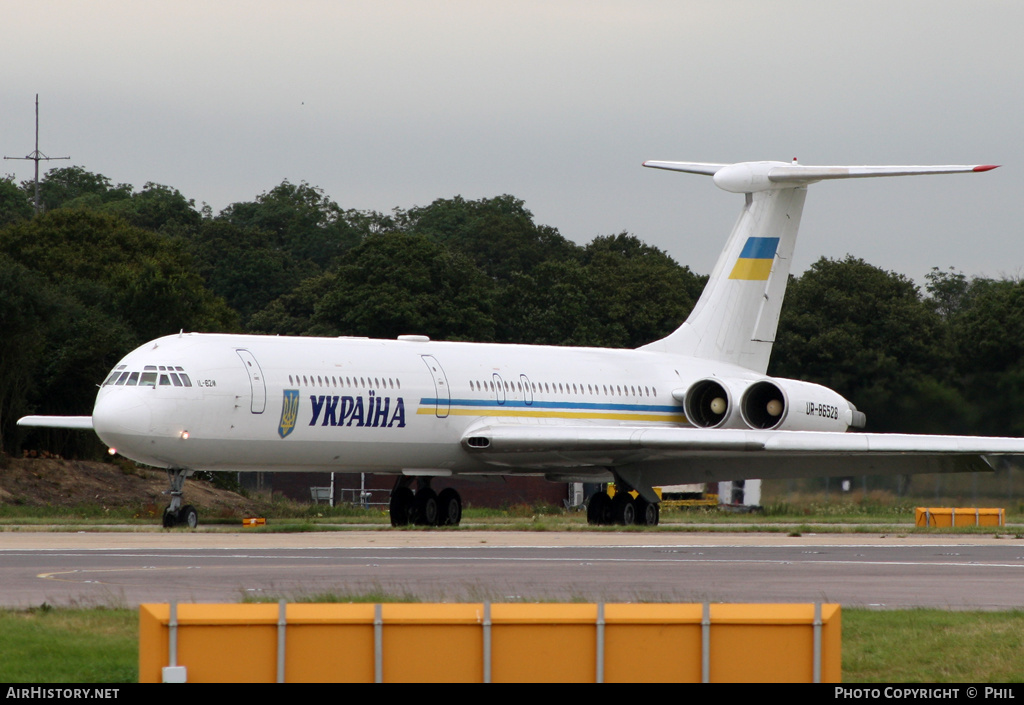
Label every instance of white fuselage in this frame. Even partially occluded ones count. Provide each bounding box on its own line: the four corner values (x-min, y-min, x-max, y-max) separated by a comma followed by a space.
92, 332, 761, 476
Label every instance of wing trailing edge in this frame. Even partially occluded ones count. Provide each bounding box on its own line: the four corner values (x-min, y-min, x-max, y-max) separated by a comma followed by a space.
464, 424, 1024, 455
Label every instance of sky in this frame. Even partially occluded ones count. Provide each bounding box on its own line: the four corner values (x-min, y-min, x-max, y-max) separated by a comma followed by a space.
3, 1, 1022, 286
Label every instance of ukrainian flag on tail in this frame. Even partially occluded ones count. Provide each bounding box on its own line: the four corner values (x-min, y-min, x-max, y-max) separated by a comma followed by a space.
729, 236, 779, 280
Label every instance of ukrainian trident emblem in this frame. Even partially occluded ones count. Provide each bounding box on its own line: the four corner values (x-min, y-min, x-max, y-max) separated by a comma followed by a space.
278, 389, 299, 438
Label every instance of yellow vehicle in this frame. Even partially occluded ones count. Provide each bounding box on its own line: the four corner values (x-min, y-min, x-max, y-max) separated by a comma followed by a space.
608, 483, 719, 509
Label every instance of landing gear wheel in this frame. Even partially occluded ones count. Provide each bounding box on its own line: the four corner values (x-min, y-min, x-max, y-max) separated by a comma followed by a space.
587, 492, 612, 526
611, 493, 636, 526
180, 505, 198, 529
437, 488, 463, 526
162, 507, 176, 528
389, 487, 414, 527
637, 499, 660, 526
413, 488, 439, 526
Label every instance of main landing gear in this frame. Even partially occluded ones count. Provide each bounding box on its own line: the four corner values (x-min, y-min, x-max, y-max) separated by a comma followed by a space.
586, 487, 660, 527
161, 468, 199, 528
389, 478, 463, 527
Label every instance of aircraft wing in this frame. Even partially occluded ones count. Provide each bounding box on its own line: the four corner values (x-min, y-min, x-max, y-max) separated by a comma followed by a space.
461, 423, 1023, 484
17, 416, 94, 430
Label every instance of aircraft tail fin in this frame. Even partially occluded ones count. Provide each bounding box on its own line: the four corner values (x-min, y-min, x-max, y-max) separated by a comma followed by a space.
640, 160, 998, 373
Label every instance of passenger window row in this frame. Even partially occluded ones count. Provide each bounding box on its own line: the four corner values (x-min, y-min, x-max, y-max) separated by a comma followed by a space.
468, 379, 656, 398
290, 374, 401, 391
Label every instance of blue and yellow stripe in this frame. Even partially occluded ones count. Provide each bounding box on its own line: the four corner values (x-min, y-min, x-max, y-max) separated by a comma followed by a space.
417, 398, 687, 424
729, 236, 779, 280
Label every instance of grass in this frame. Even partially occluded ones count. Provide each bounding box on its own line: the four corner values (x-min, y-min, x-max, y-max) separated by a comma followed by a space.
4, 499, 1022, 535
843, 609, 1024, 683
2, 481, 1022, 533
2, 504, 1015, 536
242, 589, 423, 604
0, 605, 137, 683
2, 603, 1022, 683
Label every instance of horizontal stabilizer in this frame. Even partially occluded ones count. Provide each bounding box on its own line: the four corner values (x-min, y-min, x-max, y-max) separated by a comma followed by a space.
768, 163, 999, 184
642, 161, 725, 176
17, 415, 94, 430
643, 160, 998, 193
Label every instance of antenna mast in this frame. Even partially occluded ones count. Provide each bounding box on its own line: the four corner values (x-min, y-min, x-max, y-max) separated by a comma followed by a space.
4, 94, 70, 214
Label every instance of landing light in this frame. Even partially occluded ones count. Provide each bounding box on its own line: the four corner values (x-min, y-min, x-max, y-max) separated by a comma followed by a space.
107, 447, 117, 456
180, 431, 190, 440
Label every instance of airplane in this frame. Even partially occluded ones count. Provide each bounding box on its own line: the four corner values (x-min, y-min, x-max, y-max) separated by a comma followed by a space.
19, 158, 1024, 529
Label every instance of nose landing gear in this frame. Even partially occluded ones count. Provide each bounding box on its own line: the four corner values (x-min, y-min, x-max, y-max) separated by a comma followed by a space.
161, 468, 199, 528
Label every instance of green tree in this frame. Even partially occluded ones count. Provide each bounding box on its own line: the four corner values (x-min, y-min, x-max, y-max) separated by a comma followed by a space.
580, 233, 705, 348
497, 259, 601, 346
0, 256, 54, 453
28, 166, 132, 212
0, 253, 135, 456
188, 220, 304, 323
494, 235, 705, 348
248, 274, 335, 336
399, 194, 580, 281
218, 181, 362, 270
0, 177, 32, 225
0, 209, 236, 341
102, 182, 202, 236
946, 277, 1024, 436
307, 232, 496, 341
772, 256, 957, 433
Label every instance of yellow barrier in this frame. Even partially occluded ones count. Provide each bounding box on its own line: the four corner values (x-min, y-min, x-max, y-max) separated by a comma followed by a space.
139, 602, 840, 683
915, 507, 1005, 527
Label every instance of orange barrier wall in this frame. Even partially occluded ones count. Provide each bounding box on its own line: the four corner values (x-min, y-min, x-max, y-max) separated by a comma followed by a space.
140, 602, 840, 683
915, 507, 1005, 527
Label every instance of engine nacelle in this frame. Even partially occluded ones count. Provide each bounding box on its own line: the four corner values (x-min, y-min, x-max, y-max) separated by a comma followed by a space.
683, 378, 744, 429
684, 376, 866, 432
740, 378, 865, 432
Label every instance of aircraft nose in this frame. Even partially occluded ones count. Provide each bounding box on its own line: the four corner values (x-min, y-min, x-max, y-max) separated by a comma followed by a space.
92, 390, 153, 449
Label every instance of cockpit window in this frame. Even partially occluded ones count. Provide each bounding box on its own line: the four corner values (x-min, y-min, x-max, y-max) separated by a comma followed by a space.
105, 365, 192, 388
103, 365, 127, 386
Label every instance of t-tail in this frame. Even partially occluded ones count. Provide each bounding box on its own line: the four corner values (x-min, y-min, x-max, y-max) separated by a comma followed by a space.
639, 160, 998, 373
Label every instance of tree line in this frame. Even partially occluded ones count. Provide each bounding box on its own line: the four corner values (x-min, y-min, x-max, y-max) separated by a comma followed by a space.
1, 166, 1021, 458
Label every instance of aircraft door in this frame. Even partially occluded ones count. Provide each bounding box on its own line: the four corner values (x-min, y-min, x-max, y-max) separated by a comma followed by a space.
520, 374, 534, 405
420, 354, 450, 418
235, 349, 266, 414
492, 373, 506, 405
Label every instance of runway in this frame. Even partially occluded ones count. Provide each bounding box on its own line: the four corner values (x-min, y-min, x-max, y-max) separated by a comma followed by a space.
2, 531, 1023, 609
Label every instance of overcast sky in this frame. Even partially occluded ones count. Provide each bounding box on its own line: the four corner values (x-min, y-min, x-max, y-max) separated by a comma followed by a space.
3, 1, 1021, 285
